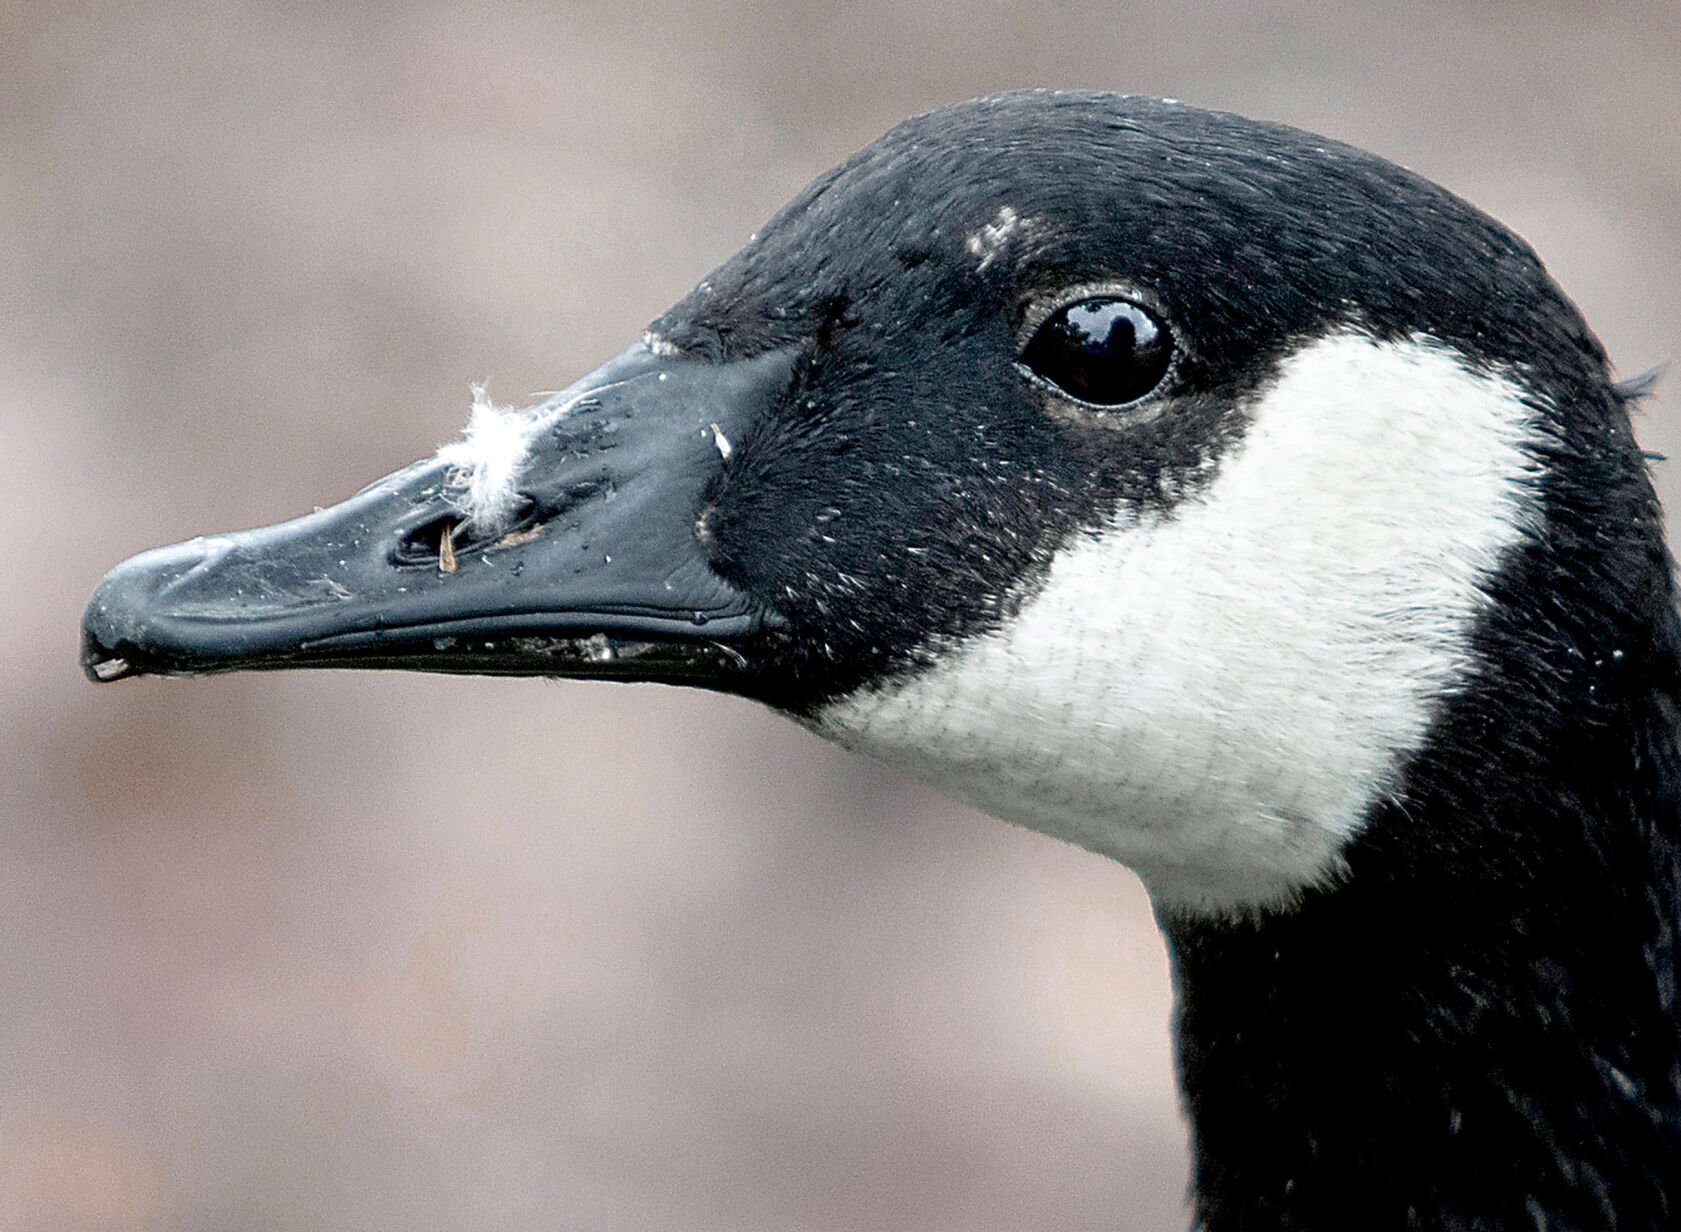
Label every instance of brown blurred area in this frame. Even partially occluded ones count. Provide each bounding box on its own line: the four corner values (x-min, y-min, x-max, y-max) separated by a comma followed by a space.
4, 2, 1679, 1229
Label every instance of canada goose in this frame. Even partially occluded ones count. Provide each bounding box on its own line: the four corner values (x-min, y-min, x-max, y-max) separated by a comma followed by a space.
81, 91, 1681, 1230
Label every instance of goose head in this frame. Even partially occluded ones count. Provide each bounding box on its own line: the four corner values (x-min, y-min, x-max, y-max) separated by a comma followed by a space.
82, 89, 1665, 921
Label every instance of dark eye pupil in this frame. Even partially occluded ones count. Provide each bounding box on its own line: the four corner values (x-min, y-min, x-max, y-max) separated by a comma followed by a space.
1019, 297, 1173, 406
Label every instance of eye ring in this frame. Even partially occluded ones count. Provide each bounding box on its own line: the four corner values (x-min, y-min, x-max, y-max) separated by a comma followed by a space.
1015, 287, 1178, 411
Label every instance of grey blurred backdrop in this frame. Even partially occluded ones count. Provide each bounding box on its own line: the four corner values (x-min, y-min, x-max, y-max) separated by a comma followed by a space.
5, 3, 1679, 1229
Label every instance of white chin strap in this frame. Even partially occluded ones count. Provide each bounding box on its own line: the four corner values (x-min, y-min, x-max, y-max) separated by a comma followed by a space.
816, 330, 1545, 915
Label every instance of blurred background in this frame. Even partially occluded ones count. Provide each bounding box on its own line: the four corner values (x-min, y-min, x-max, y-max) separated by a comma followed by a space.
4, 2, 1679, 1229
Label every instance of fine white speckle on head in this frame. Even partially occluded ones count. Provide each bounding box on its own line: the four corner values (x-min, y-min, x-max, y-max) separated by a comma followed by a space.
644, 331, 683, 358
965, 205, 1025, 271
815, 331, 1546, 915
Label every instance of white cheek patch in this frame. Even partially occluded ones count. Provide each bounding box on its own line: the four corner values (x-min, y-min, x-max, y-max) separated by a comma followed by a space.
436, 384, 542, 533
815, 332, 1546, 915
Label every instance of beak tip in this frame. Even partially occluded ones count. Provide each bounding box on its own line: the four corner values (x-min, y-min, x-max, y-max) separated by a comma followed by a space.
81, 572, 149, 684
81, 645, 135, 684
80, 537, 212, 683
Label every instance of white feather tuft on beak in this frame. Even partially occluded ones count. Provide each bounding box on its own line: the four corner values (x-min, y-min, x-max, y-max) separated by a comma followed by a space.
437, 384, 540, 533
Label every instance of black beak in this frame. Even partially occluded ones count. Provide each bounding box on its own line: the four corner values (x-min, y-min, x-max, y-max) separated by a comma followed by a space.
81, 344, 793, 694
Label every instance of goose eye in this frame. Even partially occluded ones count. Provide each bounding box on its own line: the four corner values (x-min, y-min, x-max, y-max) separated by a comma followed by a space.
1019, 297, 1173, 407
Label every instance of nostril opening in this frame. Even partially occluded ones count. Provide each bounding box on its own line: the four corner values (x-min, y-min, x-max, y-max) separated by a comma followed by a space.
393, 499, 539, 568
393, 514, 459, 567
